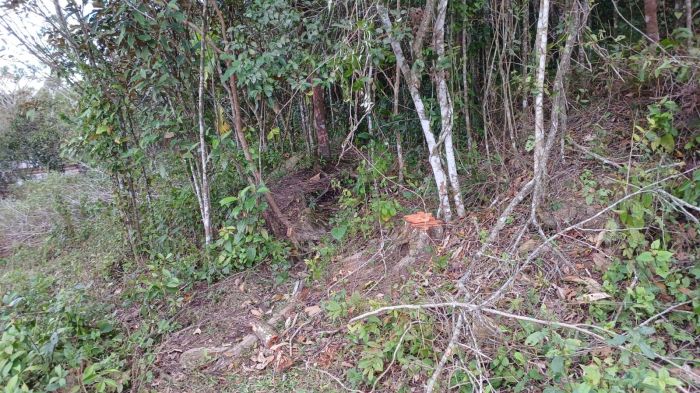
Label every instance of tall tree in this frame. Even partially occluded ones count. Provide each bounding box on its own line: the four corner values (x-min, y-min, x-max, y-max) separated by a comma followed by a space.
644, 0, 660, 42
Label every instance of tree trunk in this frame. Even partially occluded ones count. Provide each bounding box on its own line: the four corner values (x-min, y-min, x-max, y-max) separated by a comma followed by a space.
392, 0, 405, 185
393, 62, 405, 183
546, 0, 582, 159
687, 0, 694, 46
434, 0, 466, 218
521, 0, 530, 109
461, 27, 474, 150
644, 0, 660, 42
311, 83, 330, 159
210, 1, 296, 242
197, 1, 213, 245
379, 4, 453, 221
530, 0, 551, 220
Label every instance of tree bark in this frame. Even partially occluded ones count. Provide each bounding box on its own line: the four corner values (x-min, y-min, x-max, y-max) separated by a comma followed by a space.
379, 4, 453, 221
392, 0, 405, 184
644, 0, 660, 42
311, 83, 330, 159
545, 0, 583, 160
434, 0, 466, 218
686, 0, 694, 46
461, 3, 474, 150
393, 62, 405, 183
521, 0, 530, 109
530, 0, 551, 220
412, 0, 437, 62
196, 0, 213, 245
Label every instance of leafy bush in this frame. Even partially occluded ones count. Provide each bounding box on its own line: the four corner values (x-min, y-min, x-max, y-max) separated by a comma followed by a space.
212, 185, 289, 281
0, 278, 128, 392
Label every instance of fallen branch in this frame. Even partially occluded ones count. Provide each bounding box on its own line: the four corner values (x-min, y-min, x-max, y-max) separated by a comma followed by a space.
349, 302, 609, 341
425, 314, 464, 393
567, 136, 625, 169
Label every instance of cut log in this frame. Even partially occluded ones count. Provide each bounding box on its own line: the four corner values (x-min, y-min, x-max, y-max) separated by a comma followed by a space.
251, 320, 278, 348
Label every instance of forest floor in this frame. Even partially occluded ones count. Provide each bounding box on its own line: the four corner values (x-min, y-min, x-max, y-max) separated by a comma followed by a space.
1, 97, 698, 393
145, 101, 678, 392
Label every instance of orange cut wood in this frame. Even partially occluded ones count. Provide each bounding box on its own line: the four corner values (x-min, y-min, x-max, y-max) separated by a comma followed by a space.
403, 212, 442, 228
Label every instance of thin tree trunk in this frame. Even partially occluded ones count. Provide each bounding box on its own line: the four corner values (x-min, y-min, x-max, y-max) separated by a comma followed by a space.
312, 82, 330, 159
379, 4, 453, 221
530, 0, 550, 220
686, 0, 694, 46
211, 1, 296, 242
299, 99, 312, 157
434, 0, 466, 218
644, 0, 660, 42
393, 62, 405, 183
578, 0, 590, 64
522, 0, 530, 110
413, 0, 437, 62
546, 0, 582, 160
393, 0, 405, 183
461, 26, 474, 150
197, 1, 213, 246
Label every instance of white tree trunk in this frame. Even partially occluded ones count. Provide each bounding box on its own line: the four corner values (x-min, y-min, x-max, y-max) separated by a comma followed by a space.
434, 0, 466, 218
378, 5, 452, 221
197, 0, 213, 245
545, 0, 582, 160
530, 0, 550, 220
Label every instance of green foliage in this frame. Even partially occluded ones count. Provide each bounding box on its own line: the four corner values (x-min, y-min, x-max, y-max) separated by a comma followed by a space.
213, 185, 289, 282
580, 169, 612, 205
0, 88, 70, 172
346, 309, 438, 388
634, 99, 679, 154
0, 279, 128, 392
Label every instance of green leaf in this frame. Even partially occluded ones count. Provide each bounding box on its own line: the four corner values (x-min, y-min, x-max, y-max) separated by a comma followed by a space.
655, 250, 672, 263
82, 364, 97, 384
525, 331, 546, 346
4, 375, 19, 392
220, 196, 237, 206
222, 67, 236, 82
659, 133, 675, 152
550, 356, 564, 376
331, 225, 348, 241
636, 252, 654, 263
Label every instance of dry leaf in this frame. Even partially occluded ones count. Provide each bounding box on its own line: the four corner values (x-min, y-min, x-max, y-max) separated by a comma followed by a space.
304, 305, 322, 317
193, 327, 202, 335
518, 239, 538, 254
564, 276, 602, 291
270, 342, 287, 351
251, 351, 274, 370
594, 231, 606, 248
274, 353, 294, 372
577, 292, 611, 303
592, 253, 609, 270
271, 293, 285, 302
251, 308, 263, 317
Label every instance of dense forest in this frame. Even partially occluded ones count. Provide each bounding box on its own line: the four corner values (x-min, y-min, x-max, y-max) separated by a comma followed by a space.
0, 0, 698, 391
